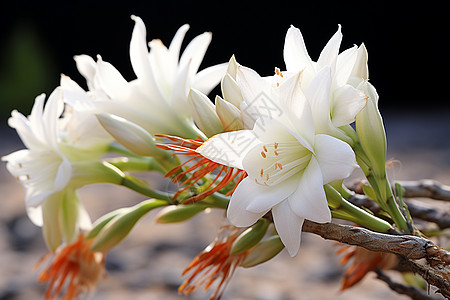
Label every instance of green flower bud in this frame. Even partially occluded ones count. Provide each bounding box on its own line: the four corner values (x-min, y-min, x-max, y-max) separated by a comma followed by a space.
188, 88, 224, 137
90, 199, 167, 252
230, 218, 269, 255
241, 235, 284, 268
155, 204, 207, 223
97, 113, 167, 157
355, 81, 387, 180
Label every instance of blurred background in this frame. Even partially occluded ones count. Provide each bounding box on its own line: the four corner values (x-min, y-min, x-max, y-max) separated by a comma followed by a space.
0, 1, 449, 299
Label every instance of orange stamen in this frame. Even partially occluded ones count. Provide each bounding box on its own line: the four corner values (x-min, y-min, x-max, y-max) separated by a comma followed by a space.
155, 134, 247, 203
35, 234, 105, 300
335, 243, 398, 290
179, 225, 249, 299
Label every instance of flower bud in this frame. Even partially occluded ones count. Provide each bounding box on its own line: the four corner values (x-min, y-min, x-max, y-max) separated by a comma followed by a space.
155, 204, 207, 223
230, 218, 269, 255
188, 88, 224, 137
90, 199, 167, 252
226, 55, 239, 79
96, 113, 166, 157
355, 81, 387, 180
350, 44, 369, 81
215, 96, 244, 131
241, 235, 284, 268
221, 74, 243, 107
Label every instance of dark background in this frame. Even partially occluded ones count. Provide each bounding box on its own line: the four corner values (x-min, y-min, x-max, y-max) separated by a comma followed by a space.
0, 1, 449, 121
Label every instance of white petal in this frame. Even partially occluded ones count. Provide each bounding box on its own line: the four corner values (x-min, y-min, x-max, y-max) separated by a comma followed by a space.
317, 25, 342, 72
129, 15, 151, 80
334, 46, 358, 87
197, 130, 260, 169
43, 88, 64, 151
304, 67, 334, 134
350, 44, 369, 80
96, 58, 131, 100
169, 57, 191, 117
129, 16, 166, 101
236, 65, 271, 106
331, 84, 367, 128
272, 200, 304, 257
168, 24, 190, 60
53, 157, 72, 191
148, 39, 172, 97
221, 73, 244, 107
227, 177, 270, 227
26, 205, 43, 226
179, 32, 212, 80
77, 201, 92, 230
288, 157, 331, 223
315, 134, 357, 184
8, 110, 42, 150
243, 173, 300, 213
277, 73, 315, 145
74, 55, 97, 89
191, 63, 227, 95
283, 25, 315, 79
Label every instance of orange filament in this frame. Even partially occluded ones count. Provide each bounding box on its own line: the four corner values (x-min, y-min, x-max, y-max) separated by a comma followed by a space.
179, 226, 249, 300
155, 134, 246, 203
35, 234, 105, 300
336, 244, 397, 290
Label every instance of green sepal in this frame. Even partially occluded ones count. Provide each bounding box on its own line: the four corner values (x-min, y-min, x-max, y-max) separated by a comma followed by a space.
230, 218, 269, 255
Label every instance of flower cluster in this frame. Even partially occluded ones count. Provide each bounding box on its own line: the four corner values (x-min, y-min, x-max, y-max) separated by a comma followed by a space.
4, 15, 418, 300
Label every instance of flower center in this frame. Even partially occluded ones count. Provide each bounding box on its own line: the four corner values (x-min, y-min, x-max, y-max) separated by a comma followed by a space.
255, 141, 311, 186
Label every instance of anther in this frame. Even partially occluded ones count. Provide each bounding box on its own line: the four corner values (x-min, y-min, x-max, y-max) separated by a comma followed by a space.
274, 150, 279, 156
263, 145, 268, 152
261, 151, 267, 158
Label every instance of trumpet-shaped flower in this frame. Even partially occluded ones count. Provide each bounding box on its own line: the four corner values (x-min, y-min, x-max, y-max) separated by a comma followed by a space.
2, 88, 119, 250
63, 16, 227, 141
283, 25, 369, 142
198, 72, 357, 256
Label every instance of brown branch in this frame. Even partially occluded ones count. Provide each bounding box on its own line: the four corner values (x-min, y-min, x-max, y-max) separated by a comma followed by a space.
376, 270, 440, 300
302, 221, 450, 298
302, 221, 433, 259
398, 180, 450, 202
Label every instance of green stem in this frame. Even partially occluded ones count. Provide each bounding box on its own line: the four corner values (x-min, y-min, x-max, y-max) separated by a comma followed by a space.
384, 182, 411, 233
108, 157, 164, 173
200, 192, 230, 209
325, 184, 393, 233
121, 175, 170, 200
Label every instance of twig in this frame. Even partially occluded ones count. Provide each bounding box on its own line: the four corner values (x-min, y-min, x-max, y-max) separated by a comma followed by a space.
376, 270, 439, 300
398, 180, 450, 202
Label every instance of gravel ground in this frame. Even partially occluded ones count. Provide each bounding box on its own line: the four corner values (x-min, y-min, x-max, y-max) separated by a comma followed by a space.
1, 109, 449, 300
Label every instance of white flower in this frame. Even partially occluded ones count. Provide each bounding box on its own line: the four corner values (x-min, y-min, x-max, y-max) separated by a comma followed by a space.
2, 89, 92, 249
283, 25, 369, 142
197, 72, 357, 256
3, 89, 71, 208
64, 15, 227, 140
